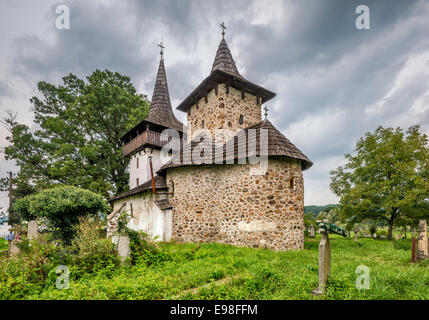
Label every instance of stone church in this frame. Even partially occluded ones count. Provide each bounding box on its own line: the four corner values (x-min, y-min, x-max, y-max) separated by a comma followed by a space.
108, 29, 312, 250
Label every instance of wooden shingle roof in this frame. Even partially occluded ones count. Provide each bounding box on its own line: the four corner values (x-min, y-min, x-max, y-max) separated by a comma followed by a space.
121, 56, 183, 145
145, 57, 183, 132
154, 199, 173, 210
158, 120, 313, 173
109, 175, 168, 202
211, 38, 242, 78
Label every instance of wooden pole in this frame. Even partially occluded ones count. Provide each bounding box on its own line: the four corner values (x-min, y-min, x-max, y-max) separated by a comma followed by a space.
8, 171, 13, 226
411, 235, 416, 263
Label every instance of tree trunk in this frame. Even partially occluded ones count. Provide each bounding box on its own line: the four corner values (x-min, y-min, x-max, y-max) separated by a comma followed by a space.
387, 210, 397, 240
388, 222, 394, 240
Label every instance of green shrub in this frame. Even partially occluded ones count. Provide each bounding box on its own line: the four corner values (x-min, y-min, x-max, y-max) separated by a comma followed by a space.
13, 186, 110, 243
71, 217, 120, 278
0, 238, 8, 251
376, 230, 388, 238
127, 230, 172, 266
393, 239, 412, 250
0, 235, 64, 299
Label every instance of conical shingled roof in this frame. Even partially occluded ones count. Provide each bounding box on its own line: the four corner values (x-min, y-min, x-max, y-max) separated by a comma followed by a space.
176, 38, 275, 112
146, 57, 183, 131
211, 38, 242, 78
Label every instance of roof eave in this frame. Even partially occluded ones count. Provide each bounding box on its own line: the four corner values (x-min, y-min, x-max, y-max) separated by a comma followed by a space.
176, 70, 276, 113
120, 119, 183, 143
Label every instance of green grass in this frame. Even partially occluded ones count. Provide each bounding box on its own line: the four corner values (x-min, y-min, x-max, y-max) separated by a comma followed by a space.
16, 236, 428, 300
0, 239, 7, 251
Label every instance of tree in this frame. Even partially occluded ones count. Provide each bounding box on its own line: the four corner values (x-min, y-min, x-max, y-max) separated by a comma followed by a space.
330, 126, 429, 240
3, 70, 149, 199
13, 186, 110, 243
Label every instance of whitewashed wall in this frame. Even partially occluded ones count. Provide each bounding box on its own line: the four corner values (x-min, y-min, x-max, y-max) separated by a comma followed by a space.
113, 192, 172, 242
129, 148, 168, 189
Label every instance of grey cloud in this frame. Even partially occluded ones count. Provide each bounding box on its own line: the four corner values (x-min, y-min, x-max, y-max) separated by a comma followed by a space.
2, 0, 429, 204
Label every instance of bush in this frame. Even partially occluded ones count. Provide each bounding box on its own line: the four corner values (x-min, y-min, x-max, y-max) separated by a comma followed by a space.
376, 230, 388, 238
13, 186, 111, 243
393, 239, 412, 251
127, 230, 172, 266
0, 235, 65, 299
71, 217, 120, 278
368, 222, 377, 237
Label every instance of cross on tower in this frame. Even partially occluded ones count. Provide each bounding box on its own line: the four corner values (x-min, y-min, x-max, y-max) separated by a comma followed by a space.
220, 22, 226, 38
264, 106, 269, 120
158, 38, 165, 58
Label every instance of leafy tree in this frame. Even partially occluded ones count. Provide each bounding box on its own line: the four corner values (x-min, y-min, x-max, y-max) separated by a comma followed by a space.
317, 207, 340, 224
3, 70, 149, 200
13, 186, 110, 243
330, 126, 429, 240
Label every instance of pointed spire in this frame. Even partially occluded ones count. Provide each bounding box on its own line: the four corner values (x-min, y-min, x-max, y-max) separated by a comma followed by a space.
146, 43, 183, 131
211, 25, 242, 78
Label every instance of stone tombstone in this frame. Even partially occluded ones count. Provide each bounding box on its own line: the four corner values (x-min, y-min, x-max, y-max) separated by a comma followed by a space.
27, 220, 39, 240
416, 220, 428, 261
312, 230, 331, 296
8, 240, 20, 256
310, 225, 315, 238
118, 234, 130, 263
354, 225, 359, 241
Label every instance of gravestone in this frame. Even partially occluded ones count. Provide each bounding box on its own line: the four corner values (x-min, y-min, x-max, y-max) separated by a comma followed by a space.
310, 225, 315, 238
8, 240, 20, 256
27, 220, 39, 240
354, 225, 359, 241
416, 220, 428, 261
118, 234, 130, 263
312, 230, 331, 296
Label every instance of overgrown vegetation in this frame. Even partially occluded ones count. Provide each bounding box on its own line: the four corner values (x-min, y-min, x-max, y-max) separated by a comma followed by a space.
13, 186, 110, 243
0, 234, 427, 300
0, 238, 7, 251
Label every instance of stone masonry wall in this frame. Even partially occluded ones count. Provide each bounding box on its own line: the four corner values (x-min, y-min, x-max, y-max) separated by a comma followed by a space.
187, 83, 262, 143
166, 158, 304, 250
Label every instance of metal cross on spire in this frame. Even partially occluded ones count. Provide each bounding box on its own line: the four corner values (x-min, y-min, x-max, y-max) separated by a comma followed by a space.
158, 38, 165, 59
264, 105, 269, 120
220, 22, 226, 38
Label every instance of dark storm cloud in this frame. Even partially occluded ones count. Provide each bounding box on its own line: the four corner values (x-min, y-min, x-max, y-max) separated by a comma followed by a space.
2, 0, 429, 204
11, 1, 154, 85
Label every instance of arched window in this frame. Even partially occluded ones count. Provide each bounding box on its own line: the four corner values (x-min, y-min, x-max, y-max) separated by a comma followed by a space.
239, 115, 244, 125
202, 120, 205, 128
289, 177, 295, 189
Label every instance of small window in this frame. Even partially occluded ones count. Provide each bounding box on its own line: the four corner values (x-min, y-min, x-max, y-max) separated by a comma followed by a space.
239, 115, 244, 125
136, 178, 139, 186
202, 120, 205, 128
136, 157, 139, 169
289, 177, 295, 189
168, 180, 174, 195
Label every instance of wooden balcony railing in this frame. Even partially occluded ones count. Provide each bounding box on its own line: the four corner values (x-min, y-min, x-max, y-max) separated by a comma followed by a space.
123, 130, 181, 157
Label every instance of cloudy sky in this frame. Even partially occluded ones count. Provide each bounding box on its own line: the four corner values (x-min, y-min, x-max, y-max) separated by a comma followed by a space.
1, 0, 429, 211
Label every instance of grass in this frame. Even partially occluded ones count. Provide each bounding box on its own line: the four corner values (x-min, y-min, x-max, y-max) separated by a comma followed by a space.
0, 239, 7, 251
12, 235, 428, 300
